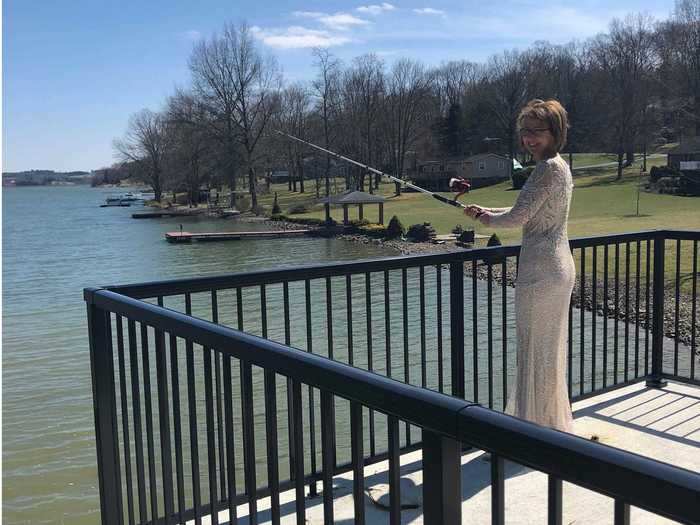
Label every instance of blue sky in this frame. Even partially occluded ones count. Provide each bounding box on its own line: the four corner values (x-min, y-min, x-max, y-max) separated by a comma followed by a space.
3, 0, 675, 172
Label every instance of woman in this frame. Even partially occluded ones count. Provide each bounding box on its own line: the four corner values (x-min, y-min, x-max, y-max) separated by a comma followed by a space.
465, 99, 576, 433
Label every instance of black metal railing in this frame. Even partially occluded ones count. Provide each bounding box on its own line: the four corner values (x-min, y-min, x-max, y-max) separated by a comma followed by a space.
86, 229, 699, 524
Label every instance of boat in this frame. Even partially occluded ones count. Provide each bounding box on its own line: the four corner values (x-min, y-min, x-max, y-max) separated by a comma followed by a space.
103, 191, 152, 207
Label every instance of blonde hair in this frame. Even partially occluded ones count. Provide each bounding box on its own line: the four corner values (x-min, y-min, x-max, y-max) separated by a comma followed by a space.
517, 99, 569, 154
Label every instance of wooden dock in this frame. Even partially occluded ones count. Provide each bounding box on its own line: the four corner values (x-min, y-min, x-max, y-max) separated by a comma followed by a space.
133, 211, 201, 219
165, 229, 311, 243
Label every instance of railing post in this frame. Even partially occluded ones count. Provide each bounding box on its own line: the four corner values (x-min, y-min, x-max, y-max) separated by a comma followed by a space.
423, 430, 462, 525
86, 296, 123, 525
450, 261, 465, 399
646, 233, 668, 388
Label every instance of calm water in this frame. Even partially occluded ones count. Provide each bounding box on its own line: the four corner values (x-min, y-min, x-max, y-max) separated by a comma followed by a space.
3, 186, 692, 524
2, 185, 395, 524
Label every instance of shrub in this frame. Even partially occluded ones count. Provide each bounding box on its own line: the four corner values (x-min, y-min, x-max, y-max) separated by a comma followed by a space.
452, 224, 464, 235
650, 165, 680, 183
386, 216, 405, 239
457, 230, 475, 243
487, 233, 502, 247
288, 203, 310, 214
406, 222, 437, 242
358, 224, 387, 238
271, 192, 281, 215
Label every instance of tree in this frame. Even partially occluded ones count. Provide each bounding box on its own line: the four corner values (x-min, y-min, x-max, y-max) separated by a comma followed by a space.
311, 47, 342, 219
113, 109, 171, 202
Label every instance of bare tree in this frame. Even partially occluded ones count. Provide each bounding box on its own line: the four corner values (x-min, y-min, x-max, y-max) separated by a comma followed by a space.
165, 89, 211, 206
189, 22, 281, 208
113, 109, 171, 201
311, 48, 342, 219
592, 14, 657, 178
381, 58, 433, 195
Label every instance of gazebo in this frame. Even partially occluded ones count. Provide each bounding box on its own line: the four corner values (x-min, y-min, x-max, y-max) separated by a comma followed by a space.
320, 190, 387, 225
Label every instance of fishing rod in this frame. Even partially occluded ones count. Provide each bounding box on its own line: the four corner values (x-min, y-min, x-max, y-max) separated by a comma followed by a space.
274, 130, 471, 210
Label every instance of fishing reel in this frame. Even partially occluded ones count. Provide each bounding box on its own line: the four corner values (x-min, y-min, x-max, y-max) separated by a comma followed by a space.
449, 177, 472, 201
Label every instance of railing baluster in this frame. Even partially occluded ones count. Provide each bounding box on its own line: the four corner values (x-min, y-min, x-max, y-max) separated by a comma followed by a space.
127, 320, 147, 523
241, 361, 257, 523
645, 239, 651, 376
388, 415, 401, 525
614, 243, 620, 384
402, 268, 410, 444
211, 291, 226, 504
614, 499, 630, 525
115, 316, 135, 525
603, 244, 609, 388
420, 265, 427, 389
423, 431, 461, 525
692, 240, 698, 381
580, 247, 586, 396
491, 453, 505, 525
321, 391, 335, 524
647, 236, 668, 388
222, 355, 238, 524
169, 334, 186, 524
155, 327, 174, 522
265, 369, 280, 524
625, 242, 630, 382
592, 246, 597, 390
140, 323, 158, 521
472, 259, 479, 402
635, 240, 641, 378
451, 261, 465, 400
291, 380, 305, 525
326, 277, 333, 360
366, 272, 376, 457
283, 282, 294, 484
350, 402, 365, 524
87, 304, 123, 525
185, 336, 202, 524
384, 270, 391, 378
304, 279, 317, 495
502, 258, 508, 410
437, 265, 444, 393
203, 345, 218, 525
674, 240, 681, 376
547, 475, 562, 525
487, 261, 494, 409
346, 275, 354, 366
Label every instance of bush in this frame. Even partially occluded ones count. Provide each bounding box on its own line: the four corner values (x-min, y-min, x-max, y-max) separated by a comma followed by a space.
357, 224, 387, 238
287, 203, 310, 214
512, 166, 534, 190
457, 230, 475, 243
487, 233, 502, 247
452, 224, 464, 235
406, 222, 437, 242
650, 165, 680, 183
386, 216, 405, 239
271, 192, 281, 215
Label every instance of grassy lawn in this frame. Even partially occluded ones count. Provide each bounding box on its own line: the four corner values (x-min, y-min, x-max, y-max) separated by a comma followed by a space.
255, 153, 698, 292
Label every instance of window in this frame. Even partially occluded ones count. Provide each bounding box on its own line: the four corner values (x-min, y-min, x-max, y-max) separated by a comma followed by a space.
479, 161, 486, 170
498, 160, 504, 169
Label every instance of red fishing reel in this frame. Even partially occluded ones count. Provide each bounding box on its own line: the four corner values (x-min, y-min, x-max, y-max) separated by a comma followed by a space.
449, 177, 471, 201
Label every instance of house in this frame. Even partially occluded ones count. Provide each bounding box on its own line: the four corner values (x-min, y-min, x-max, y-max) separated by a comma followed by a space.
407, 153, 512, 191
667, 137, 700, 172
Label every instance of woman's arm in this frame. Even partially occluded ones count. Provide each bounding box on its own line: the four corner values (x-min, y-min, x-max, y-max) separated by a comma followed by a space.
482, 163, 560, 228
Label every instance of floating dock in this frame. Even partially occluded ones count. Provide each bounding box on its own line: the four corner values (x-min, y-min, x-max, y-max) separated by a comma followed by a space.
133, 211, 202, 219
165, 229, 311, 243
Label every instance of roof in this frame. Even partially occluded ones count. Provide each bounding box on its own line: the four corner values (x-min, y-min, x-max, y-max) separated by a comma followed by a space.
319, 190, 386, 205
668, 137, 700, 155
466, 153, 509, 161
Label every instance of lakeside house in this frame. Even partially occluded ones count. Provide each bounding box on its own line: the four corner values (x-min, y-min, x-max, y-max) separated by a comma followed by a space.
407, 153, 512, 191
667, 136, 700, 172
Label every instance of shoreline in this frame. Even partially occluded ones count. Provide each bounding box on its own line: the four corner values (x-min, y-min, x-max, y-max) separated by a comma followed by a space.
239, 215, 698, 351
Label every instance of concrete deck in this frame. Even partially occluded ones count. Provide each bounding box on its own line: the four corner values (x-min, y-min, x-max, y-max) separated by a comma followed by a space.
197, 380, 699, 524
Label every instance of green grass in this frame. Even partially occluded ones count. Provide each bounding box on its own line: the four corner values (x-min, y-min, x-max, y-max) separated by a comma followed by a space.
256, 153, 698, 292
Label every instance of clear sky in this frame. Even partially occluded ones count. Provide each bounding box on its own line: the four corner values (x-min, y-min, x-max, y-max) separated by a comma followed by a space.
2, 0, 675, 173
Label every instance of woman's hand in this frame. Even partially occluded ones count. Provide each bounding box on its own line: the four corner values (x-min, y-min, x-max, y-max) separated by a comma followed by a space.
464, 204, 486, 219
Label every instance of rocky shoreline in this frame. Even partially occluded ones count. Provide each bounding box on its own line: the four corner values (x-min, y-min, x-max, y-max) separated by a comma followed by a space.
242, 217, 697, 352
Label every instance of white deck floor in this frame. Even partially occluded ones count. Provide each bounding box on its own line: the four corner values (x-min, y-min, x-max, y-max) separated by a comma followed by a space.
197, 379, 700, 524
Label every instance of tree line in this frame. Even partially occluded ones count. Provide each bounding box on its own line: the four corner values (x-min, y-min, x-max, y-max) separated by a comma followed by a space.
106, 0, 699, 206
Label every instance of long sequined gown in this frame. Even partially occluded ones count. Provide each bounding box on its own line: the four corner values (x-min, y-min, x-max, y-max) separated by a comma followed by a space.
486, 153, 576, 432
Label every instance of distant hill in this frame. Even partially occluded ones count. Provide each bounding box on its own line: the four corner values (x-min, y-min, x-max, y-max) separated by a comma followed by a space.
2, 170, 91, 186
